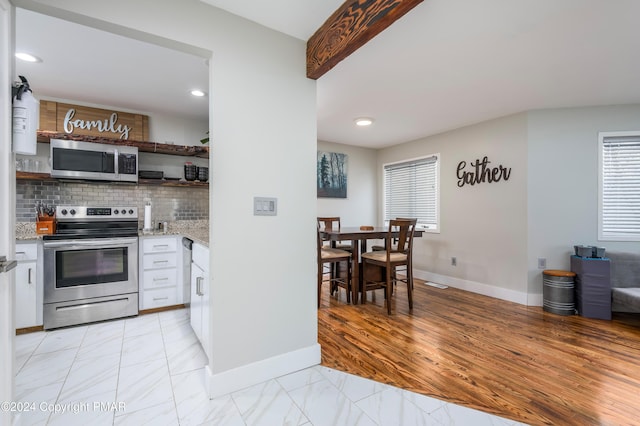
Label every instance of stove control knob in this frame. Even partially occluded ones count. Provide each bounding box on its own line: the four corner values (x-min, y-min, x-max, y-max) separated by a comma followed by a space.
69, 209, 76, 216
128, 209, 134, 215
114, 209, 119, 214
60, 209, 68, 216
121, 209, 127, 215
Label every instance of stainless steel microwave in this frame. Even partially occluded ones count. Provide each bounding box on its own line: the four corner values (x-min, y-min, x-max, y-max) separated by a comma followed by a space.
50, 139, 138, 183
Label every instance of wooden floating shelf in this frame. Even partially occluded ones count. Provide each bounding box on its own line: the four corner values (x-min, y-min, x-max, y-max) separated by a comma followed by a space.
16, 172, 49, 180
16, 172, 209, 188
36, 131, 209, 158
137, 179, 209, 188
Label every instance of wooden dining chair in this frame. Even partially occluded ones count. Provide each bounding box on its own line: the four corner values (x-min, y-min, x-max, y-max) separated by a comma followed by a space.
317, 217, 353, 252
317, 224, 352, 307
371, 217, 416, 288
361, 218, 417, 314
371, 218, 416, 251
317, 216, 354, 293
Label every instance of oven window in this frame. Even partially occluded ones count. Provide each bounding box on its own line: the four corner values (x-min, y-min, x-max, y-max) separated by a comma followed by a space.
56, 247, 128, 288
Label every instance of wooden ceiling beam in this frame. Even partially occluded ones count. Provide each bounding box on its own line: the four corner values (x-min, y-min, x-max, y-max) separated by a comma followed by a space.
307, 0, 424, 80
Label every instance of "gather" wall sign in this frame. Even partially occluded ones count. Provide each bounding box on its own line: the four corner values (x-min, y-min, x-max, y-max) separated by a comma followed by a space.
456, 156, 511, 187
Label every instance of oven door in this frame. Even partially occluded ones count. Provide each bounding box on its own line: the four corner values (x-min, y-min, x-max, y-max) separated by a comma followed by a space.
43, 237, 138, 304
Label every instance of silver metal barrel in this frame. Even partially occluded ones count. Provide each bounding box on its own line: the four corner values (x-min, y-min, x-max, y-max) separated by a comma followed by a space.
543, 270, 576, 316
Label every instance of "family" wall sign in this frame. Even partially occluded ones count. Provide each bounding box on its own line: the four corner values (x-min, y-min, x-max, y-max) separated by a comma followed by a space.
39, 100, 149, 140
456, 156, 511, 187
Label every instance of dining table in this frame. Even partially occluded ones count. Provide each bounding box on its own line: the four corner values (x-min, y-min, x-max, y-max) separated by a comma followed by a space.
319, 226, 423, 304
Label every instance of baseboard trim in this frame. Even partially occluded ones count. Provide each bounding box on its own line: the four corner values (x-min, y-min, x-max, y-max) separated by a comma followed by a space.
414, 269, 540, 306
206, 343, 321, 399
139, 304, 186, 315
15, 325, 44, 335
527, 293, 544, 307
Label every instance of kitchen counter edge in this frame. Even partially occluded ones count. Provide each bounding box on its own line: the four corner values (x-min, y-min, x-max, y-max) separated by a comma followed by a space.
16, 221, 209, 246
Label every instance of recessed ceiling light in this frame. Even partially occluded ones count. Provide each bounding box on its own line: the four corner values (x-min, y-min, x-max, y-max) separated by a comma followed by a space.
15, 52, 42, 63
354, 117, 374, 126
190, 89, 206, 97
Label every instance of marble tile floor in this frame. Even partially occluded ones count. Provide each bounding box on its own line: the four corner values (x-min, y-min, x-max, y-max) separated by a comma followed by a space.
14, 309, 527, 426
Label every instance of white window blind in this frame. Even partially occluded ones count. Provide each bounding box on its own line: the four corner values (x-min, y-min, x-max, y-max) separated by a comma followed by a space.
599, 132, 640, 241
384, 155, 439, 231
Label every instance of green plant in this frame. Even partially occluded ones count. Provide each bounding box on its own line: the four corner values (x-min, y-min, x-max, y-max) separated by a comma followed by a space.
200, 131, 209, 144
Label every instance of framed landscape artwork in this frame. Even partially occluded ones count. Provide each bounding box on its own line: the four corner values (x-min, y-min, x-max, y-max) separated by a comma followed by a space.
317, 151, 348, 198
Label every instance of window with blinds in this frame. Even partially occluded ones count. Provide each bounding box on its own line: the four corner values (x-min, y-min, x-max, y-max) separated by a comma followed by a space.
383, 155, 439, 232
599, 131, 640, 241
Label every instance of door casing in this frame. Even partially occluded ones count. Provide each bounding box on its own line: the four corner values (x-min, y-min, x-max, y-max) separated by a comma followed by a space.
0, 1, 16, 425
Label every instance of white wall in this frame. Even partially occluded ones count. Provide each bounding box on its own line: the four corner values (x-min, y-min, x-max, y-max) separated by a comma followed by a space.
378, 113, 530, 303
17, 0, 319, 396
148, 113, 208, 148
317, 140, 378, 227
370, 105, 640, 306
527, 105, 640, 295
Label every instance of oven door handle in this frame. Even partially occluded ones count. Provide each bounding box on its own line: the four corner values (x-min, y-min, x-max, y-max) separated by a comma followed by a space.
43, 238, 138, 249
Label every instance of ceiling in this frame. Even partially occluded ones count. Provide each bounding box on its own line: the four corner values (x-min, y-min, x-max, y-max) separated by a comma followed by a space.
16, 1, 640, 149
15, 8, 210, 123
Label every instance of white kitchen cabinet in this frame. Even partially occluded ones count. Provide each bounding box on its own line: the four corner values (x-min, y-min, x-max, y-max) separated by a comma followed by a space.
190, 242, 210, 360
15, 241, 42, 329
139, 235, 182, 310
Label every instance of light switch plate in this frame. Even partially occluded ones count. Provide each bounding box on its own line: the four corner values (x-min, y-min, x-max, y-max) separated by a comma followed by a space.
254, 197, 277, 216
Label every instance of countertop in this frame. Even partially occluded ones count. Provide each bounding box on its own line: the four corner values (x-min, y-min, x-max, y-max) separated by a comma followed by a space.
16, 220, 209, 246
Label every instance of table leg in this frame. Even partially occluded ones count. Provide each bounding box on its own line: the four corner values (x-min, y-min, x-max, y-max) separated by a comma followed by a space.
351, 238, 359, 304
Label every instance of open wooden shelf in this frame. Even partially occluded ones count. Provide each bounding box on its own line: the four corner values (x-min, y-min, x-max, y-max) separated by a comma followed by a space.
137, 178, 209, 188
16, 172, 50, 180
16, 172, 209, 188
37, 131, 209, 158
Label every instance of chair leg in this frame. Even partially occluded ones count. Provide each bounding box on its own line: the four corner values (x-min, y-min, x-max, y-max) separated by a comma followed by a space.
318, 265, 323, 308
361, 260, 366, 305
407, 265, 413, 310
346, 260, 352, 304
386, 264, 392, 314
331, 262, 339, 295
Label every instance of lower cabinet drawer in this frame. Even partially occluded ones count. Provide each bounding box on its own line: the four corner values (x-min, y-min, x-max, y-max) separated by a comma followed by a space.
143, 252, 178, 270
142, 287, 178, 309
16, 242, 38, 260
143, 237, 177, 253
143, 268, 178, 290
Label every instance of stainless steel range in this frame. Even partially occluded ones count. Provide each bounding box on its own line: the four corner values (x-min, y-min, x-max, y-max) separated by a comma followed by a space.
42, 206, 139, 330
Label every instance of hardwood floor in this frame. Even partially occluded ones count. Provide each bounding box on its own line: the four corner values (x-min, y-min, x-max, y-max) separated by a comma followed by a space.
318, 278, 640, 425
